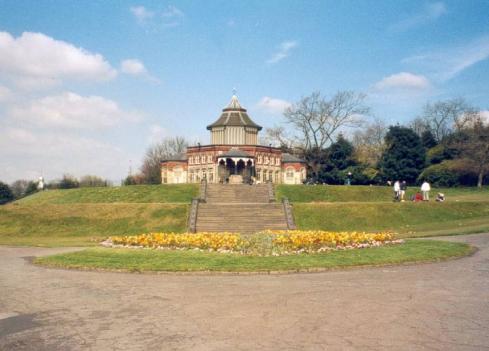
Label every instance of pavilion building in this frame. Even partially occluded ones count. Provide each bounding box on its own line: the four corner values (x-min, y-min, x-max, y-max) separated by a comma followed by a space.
161, 95, 307, 184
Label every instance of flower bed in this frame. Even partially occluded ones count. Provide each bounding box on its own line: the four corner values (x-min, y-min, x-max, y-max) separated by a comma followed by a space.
105, 230, 401, 256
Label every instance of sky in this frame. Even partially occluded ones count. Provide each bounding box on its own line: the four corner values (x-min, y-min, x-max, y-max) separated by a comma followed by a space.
1, 0, 489, 183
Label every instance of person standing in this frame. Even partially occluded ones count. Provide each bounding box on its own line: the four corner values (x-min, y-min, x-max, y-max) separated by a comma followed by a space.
421, 181, 431, 201
400, 181, 407, 202
393, 180, 401, 201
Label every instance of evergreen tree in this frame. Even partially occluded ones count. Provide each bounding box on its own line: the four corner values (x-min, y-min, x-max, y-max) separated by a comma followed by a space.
379, 126, 426, 183
317, 135, 357, 184
0, 181, 14, 205
421, 130, 437, 149
327, 134, 356, 170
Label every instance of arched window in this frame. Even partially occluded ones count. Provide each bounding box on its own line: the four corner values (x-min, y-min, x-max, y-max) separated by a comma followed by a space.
173, 167, 183, 183
286, 167, 295, 179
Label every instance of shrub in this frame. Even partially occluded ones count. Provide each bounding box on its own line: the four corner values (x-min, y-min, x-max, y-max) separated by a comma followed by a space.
79, 175, 109, 187
0, 182, 14, 205
418, 162, 459, 187
58, 174, 79, 189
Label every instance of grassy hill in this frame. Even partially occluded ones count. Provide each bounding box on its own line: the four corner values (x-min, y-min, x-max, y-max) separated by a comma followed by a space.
0, 185, 198, 246
18, 184, 199, 204
0, 183, 488, 247
276, 184, 489, 202
276, 185, 489, 237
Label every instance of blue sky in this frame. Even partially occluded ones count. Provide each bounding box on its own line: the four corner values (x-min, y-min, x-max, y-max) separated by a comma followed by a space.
1, 0, 489, 182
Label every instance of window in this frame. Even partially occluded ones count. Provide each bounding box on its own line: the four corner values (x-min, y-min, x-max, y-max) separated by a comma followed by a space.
258, 155, 263, 164
207, 155, 212, 163
256, 169, 261, 182
173, 167, 183, 184
286, 167, 294, 179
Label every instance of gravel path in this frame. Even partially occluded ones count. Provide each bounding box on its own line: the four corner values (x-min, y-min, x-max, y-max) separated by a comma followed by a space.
1, 234, 488, 350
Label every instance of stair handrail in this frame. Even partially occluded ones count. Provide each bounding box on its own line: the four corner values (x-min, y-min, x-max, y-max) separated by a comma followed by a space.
267, 182, 275, 203
188, 198, 200, 233
199, 179, 207, 203
281, 197, 297, 230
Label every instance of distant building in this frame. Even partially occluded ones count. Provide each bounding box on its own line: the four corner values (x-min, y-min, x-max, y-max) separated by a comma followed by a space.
161, 95, 306, 184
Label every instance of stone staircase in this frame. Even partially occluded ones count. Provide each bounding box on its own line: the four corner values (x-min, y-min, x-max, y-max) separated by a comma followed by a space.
193, 183, 291, 234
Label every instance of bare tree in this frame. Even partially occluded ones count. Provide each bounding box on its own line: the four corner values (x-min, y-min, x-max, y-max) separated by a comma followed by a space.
284, 91, 369, 151
420, 98, 470, 142
79, 175, 110, 187
10, 180, 30, 199
452, 112, 489, 188
408, 116, 429, 136
141, 136, 188, 184
262, 126, 296, 150
352, 118, 387, 166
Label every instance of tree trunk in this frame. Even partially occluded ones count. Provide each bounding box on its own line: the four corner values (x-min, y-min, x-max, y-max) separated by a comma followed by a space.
477, 170, 484, 188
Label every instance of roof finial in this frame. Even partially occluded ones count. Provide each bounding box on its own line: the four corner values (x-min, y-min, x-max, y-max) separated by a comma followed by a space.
232, 87, 237, 96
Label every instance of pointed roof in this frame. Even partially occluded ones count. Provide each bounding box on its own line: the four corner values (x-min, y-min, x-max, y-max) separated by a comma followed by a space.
207, 95, 262, 130
224, 94, 244, 110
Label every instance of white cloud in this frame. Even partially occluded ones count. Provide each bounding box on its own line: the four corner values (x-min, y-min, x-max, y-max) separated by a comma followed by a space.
0, 31, 117, 89
130, 6, 154, 24
374, 72, 431, 91
120, 59, 147, 75
0, 84, 11, 101
120, 59, 160, 83
267, 40, 298, 64
402, 35, 489, 81
479, 110, 489, 124
256, 97, 292, 114
8, 92, 140, 130
0, 127, 131, 182
148, 124, 167, 143
132, 5, 184, 28
389, 1, 447, 32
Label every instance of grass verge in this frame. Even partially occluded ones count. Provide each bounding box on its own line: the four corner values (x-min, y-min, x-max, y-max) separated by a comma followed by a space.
34, 240, 472, 273
294, 201, 489, 237
276, 184, 489, 203
0, 203, 188, 247
17, 184, 199, 205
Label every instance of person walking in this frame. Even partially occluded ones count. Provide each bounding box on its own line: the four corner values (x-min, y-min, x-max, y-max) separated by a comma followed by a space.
393, 180, 401, 202
421, 181, 431, 201
400, 181, 407, 202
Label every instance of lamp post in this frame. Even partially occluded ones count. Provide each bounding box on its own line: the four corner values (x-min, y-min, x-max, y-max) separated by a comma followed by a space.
346, 172, 352, 186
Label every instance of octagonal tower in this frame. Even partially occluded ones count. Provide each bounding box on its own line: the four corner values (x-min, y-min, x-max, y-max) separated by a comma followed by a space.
206, 95, 262, 145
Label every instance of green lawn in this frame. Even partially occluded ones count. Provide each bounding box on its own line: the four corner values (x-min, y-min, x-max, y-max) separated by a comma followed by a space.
1, 183, 488, 247
293, 201, 489, 237
276, 184, 489, 203
0, 184, 197, 247
35, 240, 473, 272
0, 203, 188, 247
18, 184, 199, 205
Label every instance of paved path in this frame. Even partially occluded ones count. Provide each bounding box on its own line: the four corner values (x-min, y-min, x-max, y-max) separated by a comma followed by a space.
1, 234, 488, 351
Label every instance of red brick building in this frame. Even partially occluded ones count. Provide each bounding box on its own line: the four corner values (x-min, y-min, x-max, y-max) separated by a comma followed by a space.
161, 95, 306, 184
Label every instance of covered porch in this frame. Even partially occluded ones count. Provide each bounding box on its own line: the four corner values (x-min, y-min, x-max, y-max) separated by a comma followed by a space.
217, 149, 255, 183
